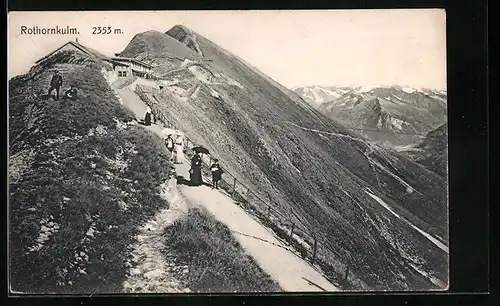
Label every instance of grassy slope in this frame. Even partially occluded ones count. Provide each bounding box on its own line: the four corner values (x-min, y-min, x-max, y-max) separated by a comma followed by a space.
8, 51, 173, 293
118, 30, 204, 76
190, 31, 448, 235
119, 30, 202, 61
125, 28, 448, 290
162, 207, 282, 292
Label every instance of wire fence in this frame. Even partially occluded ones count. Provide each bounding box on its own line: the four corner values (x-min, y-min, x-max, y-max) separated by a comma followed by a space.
134, 84, 354, 288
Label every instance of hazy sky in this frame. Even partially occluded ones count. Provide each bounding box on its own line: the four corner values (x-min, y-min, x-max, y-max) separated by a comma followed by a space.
8, 10, 446, 89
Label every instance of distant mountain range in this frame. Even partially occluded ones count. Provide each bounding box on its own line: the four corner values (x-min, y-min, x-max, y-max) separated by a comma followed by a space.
292, 85, 447, 148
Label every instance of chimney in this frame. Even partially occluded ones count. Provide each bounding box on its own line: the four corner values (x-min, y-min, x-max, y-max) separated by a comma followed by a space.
76, 37, 79, 43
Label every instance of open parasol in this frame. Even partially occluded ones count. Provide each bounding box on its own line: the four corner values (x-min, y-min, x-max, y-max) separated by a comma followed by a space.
191, 145, 210, 155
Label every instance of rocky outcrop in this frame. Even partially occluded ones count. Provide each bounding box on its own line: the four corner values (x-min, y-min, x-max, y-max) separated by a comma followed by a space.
166, 25, 204, 56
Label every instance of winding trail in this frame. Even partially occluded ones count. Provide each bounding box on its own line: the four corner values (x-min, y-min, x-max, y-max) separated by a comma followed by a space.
115, 84, 339, 292
174, 162, 339, 291
123, 178, 192, 293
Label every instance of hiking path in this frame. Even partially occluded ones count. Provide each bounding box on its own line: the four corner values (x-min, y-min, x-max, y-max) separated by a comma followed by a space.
115, 86, 339, 292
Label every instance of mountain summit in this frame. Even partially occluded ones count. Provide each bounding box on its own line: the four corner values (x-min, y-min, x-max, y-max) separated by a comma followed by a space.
115, 25, 449, 290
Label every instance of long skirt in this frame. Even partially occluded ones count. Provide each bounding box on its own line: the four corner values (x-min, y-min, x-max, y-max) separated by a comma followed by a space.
144, 112, 152, 126
173, 146, 183, 164
190, 167, 202, 186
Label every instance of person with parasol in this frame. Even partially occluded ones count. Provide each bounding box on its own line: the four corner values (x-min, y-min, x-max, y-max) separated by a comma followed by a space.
189, 146, 209, 186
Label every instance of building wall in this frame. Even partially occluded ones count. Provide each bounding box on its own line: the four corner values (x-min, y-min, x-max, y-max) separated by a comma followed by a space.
101, 67, 119, 85
113, 58, 153, 78
114, 64, 132, 77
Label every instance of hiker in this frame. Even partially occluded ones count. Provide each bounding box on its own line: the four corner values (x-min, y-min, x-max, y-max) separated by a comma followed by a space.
173, 134, 184, 164
48, 70, 63, 100
63, 86, 78, 101
189, 152, 203, 186
144, 106, 152, 126
165, 134, 175, 161
210, 159, 224, 189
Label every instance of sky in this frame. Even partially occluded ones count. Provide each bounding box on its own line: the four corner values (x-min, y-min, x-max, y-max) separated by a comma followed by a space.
8, 10, 447, 90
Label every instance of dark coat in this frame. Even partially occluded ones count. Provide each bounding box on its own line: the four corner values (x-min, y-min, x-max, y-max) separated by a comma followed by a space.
144, 112, 152, 125
64, 88, 78, 100
190, 155, 203, 186
191, 155, 202, 168
51, 74, 63, 87
210, 163, 223, 180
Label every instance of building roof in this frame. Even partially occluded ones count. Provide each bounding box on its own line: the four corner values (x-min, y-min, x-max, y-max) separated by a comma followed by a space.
111, 57, 154, 69
35, 41, 112, 64
110, 60, 129, 67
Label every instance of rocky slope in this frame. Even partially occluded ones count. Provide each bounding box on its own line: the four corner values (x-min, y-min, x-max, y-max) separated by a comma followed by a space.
292, 85, 447, 148
117, 25, 449, 290
395, 123, 448, 178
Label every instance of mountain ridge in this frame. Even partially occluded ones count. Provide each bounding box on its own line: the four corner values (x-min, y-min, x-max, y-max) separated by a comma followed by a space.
116, 24, 449, 290
293, 85, 447, 147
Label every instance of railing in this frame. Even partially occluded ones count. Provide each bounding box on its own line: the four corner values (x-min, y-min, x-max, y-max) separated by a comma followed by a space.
134, 85, 353, 289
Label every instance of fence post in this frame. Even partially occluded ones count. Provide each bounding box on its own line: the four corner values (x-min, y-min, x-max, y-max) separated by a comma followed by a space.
289, 222, 295, 245
344, 265, 349, 282
312, 238, 318, 264
232, 178, 237, 198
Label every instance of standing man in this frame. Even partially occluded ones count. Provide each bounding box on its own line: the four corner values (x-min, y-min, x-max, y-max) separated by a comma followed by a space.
48, 70, 63, 100
165, 134, 175, 161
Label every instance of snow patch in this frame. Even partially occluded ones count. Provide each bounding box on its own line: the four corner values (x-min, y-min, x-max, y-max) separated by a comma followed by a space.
358, 85, 377, 93
390, 117, 405, 130
180, 58, 197, 68
306, 87, 323, 103
401, 87, 417, 93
